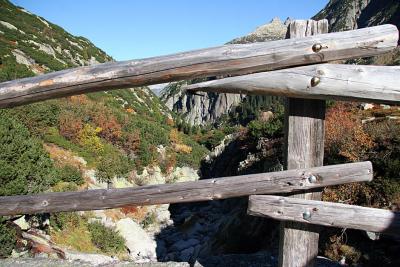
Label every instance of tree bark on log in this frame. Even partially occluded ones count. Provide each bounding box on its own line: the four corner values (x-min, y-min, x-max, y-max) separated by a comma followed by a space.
0, 162, 372, 216
184, 64, 400, 104
279, 19, 328, 267
0, 24, 397, 108
248, 195, 400, 235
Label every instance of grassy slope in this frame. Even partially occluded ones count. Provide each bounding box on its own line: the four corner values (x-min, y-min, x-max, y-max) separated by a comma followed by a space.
0, 0, 208, 182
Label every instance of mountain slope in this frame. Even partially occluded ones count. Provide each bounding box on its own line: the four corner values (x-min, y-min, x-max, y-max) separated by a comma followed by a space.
0, 1, 209, 260
0, 0, 206, 175
0, 0, 112, 81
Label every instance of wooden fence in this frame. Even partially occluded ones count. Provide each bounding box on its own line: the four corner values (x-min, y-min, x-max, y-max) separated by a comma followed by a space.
0, 20, 399, 267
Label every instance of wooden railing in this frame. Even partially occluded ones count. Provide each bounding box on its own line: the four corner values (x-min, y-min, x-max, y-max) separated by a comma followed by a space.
0, 20, 399, 267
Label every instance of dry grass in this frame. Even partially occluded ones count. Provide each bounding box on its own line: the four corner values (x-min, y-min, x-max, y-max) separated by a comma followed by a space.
43, 143, 85, 169
120, 205, 149, 222
51, 220, 99, 253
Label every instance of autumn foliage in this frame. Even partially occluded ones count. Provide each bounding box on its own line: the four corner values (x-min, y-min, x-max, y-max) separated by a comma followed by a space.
58, 111, 83, 141
325, 102, 373, 162
92, 112, 122, 143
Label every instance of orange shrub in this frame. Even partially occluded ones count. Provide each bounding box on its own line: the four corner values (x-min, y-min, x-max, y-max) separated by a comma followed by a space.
173, 143, 192, 154
166, 117, 174, 126
325, 102, 373, 162
123, 131, 141, 153
58, 112, 83, 141
163, 152, 177, 175
169, 128, 180, 144
120, 205, 148, 222
92, 113, 122, 143
68, 95, 89, 105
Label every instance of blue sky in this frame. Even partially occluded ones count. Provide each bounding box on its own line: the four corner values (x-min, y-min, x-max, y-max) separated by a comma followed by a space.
12, 0, 328, 61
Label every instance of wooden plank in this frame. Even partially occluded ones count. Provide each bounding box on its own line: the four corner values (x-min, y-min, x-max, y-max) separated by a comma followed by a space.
0, 24, 398, 108
0, 161, 372, 216
184, 64, 400, 104
248, 195, 400, 235
280, 19, 327, 267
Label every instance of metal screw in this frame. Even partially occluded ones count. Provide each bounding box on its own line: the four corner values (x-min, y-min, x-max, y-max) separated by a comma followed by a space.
303, 210, 312, 220
312, 43, 323, 53
311, 77, 320, 87
308, 175, 317, 184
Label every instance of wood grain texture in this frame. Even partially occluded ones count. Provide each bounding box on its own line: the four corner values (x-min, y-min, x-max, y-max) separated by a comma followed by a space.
0, 162, 372, 216
248, 195, 400, 235
0, 24, 398, 108
280, 19, 327, 267
184, 64, 400, 104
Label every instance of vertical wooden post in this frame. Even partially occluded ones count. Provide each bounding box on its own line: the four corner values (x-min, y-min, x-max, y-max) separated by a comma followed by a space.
278, 19, 329, 267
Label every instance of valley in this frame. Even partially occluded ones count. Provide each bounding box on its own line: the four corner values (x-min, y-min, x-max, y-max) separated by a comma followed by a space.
0, 0, 399, 266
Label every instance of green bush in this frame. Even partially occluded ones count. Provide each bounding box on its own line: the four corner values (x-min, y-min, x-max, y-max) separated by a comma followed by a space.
56, 165, 84, 185
87, 221, 125, 254
52, 181, 79, 192
50, 212, 81, 231
96, 147, 132, 185
0, 111, 58, 196
0, 218, 17, 258
10, 101, 60, 136
141, 212, 157, 229
198, 130, 225, 150
247, 117, 283, 140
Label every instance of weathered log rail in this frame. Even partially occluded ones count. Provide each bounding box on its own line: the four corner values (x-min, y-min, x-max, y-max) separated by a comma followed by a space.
0, 162, 372, 215
248, 195, 400, 235
0, 24, 398, 108
184, 64, 400, 104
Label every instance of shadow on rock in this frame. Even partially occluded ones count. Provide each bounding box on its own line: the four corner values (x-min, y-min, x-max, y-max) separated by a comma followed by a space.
155, 134, 284, 266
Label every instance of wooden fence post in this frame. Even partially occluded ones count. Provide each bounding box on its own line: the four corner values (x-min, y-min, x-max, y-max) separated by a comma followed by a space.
279, 19, 329, 267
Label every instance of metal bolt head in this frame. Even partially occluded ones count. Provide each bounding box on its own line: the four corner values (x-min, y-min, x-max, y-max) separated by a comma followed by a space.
308, 175, 317, 184
302, 210, 312, 220
311, 77, 320, 87
312, 43, 322, 53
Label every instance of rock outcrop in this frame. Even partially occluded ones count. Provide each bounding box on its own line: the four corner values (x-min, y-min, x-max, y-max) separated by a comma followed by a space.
161, 84, 244, 125
228, 17, 291, 44
116, 218, 157, 262
313, 0, 400, 32
160, 18, 290, 126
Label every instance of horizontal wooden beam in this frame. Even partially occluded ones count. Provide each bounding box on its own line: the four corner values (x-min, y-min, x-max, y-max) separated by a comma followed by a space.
0, 162, 372, 215
248, 195, 400, 235
184, 64, 400, 104
0, 25, 398, 108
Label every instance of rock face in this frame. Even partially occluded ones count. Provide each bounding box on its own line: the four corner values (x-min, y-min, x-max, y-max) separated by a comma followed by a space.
160, 18, 290, 126
116, 218, 157, 262
313, 0, 400, 32
228, 17, 291, 44
161, 84, 244, 125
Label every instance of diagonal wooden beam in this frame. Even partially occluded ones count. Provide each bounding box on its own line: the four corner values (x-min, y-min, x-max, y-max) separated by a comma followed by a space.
248, 195, 400, 235
0, 161, 372, 216
0, 25, 398, 108
184, 64, 400, 104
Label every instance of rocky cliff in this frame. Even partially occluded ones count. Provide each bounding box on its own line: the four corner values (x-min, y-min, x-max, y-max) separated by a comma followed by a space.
313, 0, 400, 32
160, 82, 245, 126
160, 18, 290, 126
